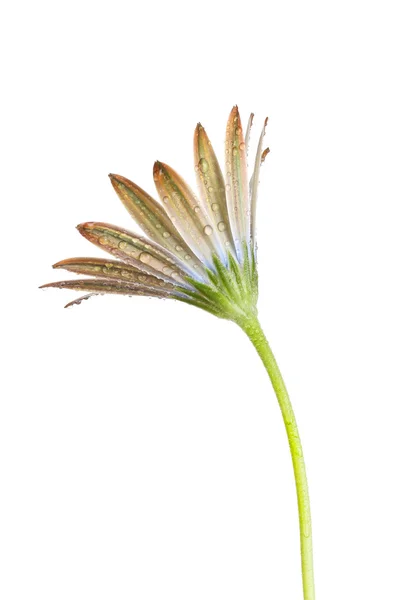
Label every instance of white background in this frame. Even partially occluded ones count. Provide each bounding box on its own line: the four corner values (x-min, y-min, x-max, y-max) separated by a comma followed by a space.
1, 1, 396, 599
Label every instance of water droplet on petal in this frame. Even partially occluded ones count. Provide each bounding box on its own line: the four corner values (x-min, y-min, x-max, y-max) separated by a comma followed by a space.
204, 225, 213, 236
239, 142, 245, 150
139, 252, 151, 264
211, 203, 219, 212
163, 195, 169, 203
175, 245, 182, 252
194, 206, 200, 213
162, 231, 170, 238
199, 158, 209, 173
99, 236, 109, 245
184, 254, 191, 260
232, 146, 238, 156
217, 221, 226, 232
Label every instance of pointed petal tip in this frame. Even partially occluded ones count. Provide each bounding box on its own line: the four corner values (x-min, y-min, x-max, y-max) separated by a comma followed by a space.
76, 221, 94, 231
153, 160, 162, 174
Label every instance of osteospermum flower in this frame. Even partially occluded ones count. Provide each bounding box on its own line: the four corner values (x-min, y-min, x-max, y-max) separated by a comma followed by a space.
41, 106, 315, 600
41, 107, 268, 321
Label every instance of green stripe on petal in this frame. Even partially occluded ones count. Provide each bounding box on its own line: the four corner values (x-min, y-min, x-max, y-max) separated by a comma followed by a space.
109, 174, 206, 280
76, 222, 189, 286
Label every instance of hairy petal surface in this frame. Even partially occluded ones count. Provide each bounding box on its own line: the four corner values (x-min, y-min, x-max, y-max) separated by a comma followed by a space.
194, 124, 235, 262
225, 106, 250, 262
153, 161, 217, 269
109, 174, 206, 280
77, 222, 189, 286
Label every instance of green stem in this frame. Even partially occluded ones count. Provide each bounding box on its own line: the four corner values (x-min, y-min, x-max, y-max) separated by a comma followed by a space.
239, 314, 315, 600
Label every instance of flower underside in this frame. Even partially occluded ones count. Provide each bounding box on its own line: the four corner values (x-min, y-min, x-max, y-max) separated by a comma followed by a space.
41, 106, 269, 323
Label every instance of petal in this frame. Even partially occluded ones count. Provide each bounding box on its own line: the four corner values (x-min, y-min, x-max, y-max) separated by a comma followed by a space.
76, 222, 190, 286
244, 113, 254, 156
109, 174, 206, 280
65, 294, 97, 308
40, 278, 182, 299
225, 106, 250, 262
53, 257, 175, 290
194, 123, 235, 262
250, 117, 270, 254
153, 161, 217, 269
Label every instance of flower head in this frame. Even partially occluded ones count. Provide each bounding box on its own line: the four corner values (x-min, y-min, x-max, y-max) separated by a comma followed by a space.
42, 107, 269, 324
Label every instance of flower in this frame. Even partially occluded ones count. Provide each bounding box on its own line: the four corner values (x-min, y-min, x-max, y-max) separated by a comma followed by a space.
41, 106, 317, 600
41, 106, 269, 323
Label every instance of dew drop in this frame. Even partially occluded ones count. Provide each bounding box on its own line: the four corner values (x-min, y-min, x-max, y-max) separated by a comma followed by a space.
204, 225, 213, 236
232, 146, 238, 156
211, 202, 219, 212
99, 236, 109, 245
139, 252, 151, 264
217, 221, 226, 232
208, 186, 214, 193
138, 274, 148, 282
162, 231, 171, 238
163, 195, 169, 203
175, 245, 182, 252
194, 206, 200, 213
239, 142, 245, 150
184, 254, 191, 260
155, 223, 161, 229
199, 158, 209, 173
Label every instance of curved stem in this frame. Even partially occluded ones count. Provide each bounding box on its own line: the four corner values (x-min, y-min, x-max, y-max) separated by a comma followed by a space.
238, 314, 315, 600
